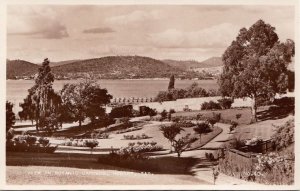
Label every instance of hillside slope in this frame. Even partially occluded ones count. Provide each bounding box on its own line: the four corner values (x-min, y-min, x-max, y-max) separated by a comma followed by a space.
7, 60, 39, 79
51, 56, 193, 79
193, 57, 222, 69
163, 57, 223, 70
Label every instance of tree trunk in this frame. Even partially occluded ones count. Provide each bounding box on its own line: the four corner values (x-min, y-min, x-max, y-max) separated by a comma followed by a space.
251, 96, 257, 123
35, 119, 39, 131
177, 152, 181, 158
79, 120, 82, 127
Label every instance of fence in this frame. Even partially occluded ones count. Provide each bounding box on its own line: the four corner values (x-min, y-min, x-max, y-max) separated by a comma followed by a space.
111, 97, 155, 104
238, 139, 275, 154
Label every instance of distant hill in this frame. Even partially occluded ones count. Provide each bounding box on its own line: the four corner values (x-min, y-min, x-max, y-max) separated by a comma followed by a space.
194, 57, 223, 69
51, 56, 198, 79
162, 59, 203, 70
49, 59, 82, 67
163, 57, 223, 70
6, 56, 218, 80
7, 59, 39, 79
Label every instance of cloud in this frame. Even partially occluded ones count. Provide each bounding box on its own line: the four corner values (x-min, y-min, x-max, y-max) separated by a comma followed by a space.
148, 23, 240, 48
82, 27, 115, 34
7, 6, 69, 39
105, 10, 160, 27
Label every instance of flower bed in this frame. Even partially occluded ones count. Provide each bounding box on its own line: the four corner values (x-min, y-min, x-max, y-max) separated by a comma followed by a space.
123, 133, 150, 140
125, 141, 163, 152
91, 132, 109, 139
60, 138, 99, 147
6, 135, 57, 153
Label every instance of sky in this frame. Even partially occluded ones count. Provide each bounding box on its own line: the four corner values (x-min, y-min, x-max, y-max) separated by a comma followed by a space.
7, 5, 295, 63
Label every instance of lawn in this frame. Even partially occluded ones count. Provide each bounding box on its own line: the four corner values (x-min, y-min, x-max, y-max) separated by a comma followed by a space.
44, 120, 224, 152
233, 115, 294, 141
172, 108, 253, 125
6, 166, 207, 185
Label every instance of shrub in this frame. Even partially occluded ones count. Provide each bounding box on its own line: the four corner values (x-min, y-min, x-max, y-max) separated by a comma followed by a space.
169, 109, 176, 114
7, 135, 56, 153
176, 121, 195, 128
236, 113, 242, 120
139, 106, 157, 117
218, 98, 233, 109
201, 101, 221, 110
230, 121, 238, 132
85, 139, 99, 154
271, 119, 294, 151
38, 137, 50, 146
160, 110, 168, 120
230, 138, 246, 150
25, 136, 37, 145
212, 112, 222, 122
110, 105, 133, 118
273, 97, 294, 107
205, 152, 216, 161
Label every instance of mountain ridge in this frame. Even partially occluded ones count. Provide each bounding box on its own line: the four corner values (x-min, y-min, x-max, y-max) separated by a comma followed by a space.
6, 56, 224, 80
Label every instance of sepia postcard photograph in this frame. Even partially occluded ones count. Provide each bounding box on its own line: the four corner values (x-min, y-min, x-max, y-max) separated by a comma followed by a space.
1, 0, 299, 190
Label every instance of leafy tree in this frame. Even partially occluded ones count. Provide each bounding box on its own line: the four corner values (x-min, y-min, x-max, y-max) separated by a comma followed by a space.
218, 20, 295, 122
60, 80, 112, 127
6, 101, 16, 131
172, 134, 193, 157
168, 75, 175, 90
193, 122, 212, 143
160, 124, 183, 152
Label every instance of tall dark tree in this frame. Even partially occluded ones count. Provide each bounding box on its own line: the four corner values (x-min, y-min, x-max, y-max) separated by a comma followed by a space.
168, 75, 175, 90
60, 80, 112, 127
6, 101, 16, 131
218, 20, 295, 122
19, 92, 37, 124
19, 58, 61, 131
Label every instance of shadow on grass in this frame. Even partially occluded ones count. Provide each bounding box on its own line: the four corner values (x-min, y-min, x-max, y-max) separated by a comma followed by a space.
98, 155, 199, 175
7, 151, 198, 175
13, 124, 35, 129
257, 106, 294, 121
